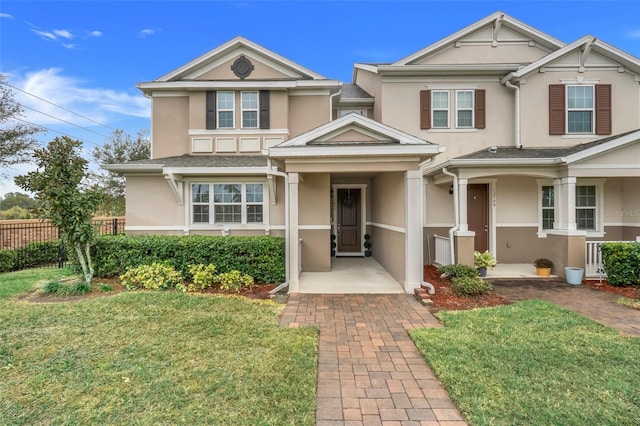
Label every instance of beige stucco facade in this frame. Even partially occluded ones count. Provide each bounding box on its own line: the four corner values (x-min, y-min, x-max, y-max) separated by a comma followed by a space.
109, 13, 640, 293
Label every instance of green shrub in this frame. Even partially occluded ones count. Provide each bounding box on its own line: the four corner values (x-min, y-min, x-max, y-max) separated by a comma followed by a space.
451, 275, 493, 296
13, 240, 61, 270
0, 249, 17, 272
187, 263, 218, 291
41, 280, 90, 296
437, 264, 478, 279
217, 270, 255, 293
119, 262, 184, 291
600, 242, 640, 286
92, 235, 284, 283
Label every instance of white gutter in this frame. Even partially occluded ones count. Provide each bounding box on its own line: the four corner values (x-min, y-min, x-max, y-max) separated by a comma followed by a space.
441, 167, 458, 264
329, 88, 342, 121
504, 80, 522, 149
267, 158, 290, 295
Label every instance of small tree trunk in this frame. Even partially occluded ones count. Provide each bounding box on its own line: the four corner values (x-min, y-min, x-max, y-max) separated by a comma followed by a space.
74, 243, 93, 285
84, 242, 94, 277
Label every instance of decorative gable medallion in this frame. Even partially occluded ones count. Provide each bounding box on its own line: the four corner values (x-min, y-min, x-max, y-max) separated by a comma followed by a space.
231, 55, 254, 79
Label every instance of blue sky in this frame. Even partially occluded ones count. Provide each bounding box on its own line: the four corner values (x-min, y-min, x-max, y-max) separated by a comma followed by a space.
1, 0, 639, 197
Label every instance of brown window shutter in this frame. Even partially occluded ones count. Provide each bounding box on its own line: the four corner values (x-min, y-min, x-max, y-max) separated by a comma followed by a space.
549, 84, 565, 135
474, 89, 486, 129
259, 90, 270, 129
595, 84, 611, 135
206, 91, 216, 129
420, 90, 431, 129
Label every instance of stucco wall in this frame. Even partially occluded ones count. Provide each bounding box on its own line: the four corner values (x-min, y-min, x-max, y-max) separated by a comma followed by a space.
298, 173, 330, 272
196, 56, 294, 80
152, 96, 189, 158
288, 95, 330, 137
126, 176, 184, 226
419, 44, 550, 65
353, 68, 383, 121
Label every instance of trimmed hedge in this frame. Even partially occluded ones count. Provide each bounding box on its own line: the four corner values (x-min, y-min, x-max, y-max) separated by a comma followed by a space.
91, 234, 285, 284
600, 242, 640, 286
0, 240, 61, 272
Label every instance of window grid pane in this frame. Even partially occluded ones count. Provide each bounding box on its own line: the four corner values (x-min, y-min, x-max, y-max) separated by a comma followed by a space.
241, 92, 258, 109
242, 111, 258, 128
241, 92, 258, 129
217, 92, 234, 128
542, 209, 554, 230
576, 185, 596, 230
432, 91, 449, 128
246, 205, 263, 223
541, 185, 554, 230
568, 111, 592, 133
214, 184, 241, 203
214, 205, 241, 223
433, 111, 448, 128
246, 184, 263, 203
457, 110, 472, 128
576, 209, 595, 230
567, 85, 593, 133
192, 184, 209, 203
193, 205, 210, 223
542, 186, 554, 208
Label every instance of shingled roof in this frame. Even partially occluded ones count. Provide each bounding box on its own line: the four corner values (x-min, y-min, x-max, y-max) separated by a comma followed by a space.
124, 154, 268, 168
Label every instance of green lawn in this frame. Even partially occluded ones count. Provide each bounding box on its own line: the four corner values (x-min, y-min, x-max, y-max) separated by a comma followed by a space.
410, 300, 640, 426
0, 268, 317, 425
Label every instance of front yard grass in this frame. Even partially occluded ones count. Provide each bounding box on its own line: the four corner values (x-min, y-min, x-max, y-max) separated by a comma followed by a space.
0, 268, 317, 425
410, 300, 640, 426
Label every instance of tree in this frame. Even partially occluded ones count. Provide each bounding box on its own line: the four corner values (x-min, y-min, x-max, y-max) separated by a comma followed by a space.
90, 129, 150, 215
0, 74, 41, 169
0, 192, 39, 210
15, 136, 101, 284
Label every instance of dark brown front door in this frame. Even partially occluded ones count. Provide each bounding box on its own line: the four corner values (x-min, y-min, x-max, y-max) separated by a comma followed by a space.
467, 184, 488, 252
337, 188, 361, 253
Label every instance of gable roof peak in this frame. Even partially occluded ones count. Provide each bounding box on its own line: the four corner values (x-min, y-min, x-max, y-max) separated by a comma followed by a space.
392, 11, 565, 66
156, 35, 327, 82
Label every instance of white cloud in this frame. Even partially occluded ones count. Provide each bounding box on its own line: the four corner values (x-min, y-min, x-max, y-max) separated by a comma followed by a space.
89, 30, 102, 37
32, 29, 57, 41
0, 13, 14, 19
62, 43, 78, 50
139, 28, 156, 37
10, 68, 150, 126
53, 29, 73, 39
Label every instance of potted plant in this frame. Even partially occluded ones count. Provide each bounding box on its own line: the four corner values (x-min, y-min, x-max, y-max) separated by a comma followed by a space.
534, 258, 553, 277
363, 234, 372, 257
330, 234, 336, 257
474, 250, 496, 277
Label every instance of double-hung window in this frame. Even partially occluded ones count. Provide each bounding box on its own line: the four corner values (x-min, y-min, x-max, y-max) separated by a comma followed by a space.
431, 91, 449, 128
567, 85, 594, 133
241, 91, 258, 128
217, 91, 235, 129
191, 183, 264, 225
575, 185, 597, 230
456, 90, 474, 128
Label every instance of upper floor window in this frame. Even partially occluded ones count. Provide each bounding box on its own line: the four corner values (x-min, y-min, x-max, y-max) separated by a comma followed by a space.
420, 89, 485, 130
205, 91, 270, 130
338, 109, 365, 117
217, 91, 235, 129
567, 85, 594, 133
549, 84, 611, 136
241, 92, 259, 128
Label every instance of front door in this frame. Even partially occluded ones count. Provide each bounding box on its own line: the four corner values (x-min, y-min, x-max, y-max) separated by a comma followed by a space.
337, 188, 361, 253
467, 184, 489, 252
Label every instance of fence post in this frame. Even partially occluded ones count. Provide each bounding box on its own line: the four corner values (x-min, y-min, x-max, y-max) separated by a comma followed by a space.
58, 240, 65, 268
113, 218, 118, 235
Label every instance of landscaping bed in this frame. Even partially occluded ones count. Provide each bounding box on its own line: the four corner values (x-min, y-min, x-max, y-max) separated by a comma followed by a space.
584, 279, 640, 299
423, 264, 509, 311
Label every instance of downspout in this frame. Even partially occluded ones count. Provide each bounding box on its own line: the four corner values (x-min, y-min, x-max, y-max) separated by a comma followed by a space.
441, 167, 459, 265
267, 158, 290, 295
504, 80, 522, 149
329, 88, 342, 121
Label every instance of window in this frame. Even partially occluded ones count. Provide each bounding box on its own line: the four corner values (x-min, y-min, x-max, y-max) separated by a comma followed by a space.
241, 92, 258, 128
420, 89, 485, 130
456, 90, 474, 128
549, 84, 611, 136
432, 91, 449, 128
338, 109, 365, 117
191, 183, 264, 225
567, 85, 594, 133
217, 92, 235, 129
576, 185, 596, 230
541, 185, 554, 230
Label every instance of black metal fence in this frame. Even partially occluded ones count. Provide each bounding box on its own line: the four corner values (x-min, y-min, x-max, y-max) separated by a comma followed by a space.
0, 217, 125, 271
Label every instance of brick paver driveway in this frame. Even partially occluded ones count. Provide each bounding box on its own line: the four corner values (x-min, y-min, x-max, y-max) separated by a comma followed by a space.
493, 280, 640, 337
279, 294, 466, 426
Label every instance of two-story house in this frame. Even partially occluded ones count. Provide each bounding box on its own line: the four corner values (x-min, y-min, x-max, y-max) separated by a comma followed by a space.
105, 11, 640, 293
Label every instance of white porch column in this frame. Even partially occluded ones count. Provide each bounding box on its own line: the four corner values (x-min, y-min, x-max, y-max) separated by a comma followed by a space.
288, 173, 300, 293
554, 177, 577, 231
405, 170, 423, 293
458, 178, 469, 232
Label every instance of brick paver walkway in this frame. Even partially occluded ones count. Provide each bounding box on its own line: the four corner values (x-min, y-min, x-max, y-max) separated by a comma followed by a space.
493, 280, 640, 336
279, 294, 466, 426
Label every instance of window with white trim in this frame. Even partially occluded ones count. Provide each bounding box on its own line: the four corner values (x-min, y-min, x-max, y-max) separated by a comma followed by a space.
191, 182, 264, 224
431, 91, 449, 128
241, 91, 258, 128
217, 91, 235, 129
338, 109, 365, 117
567, 85, 594, 134
456, 90, 474, 128
541, 185, 554, 230
576, 185, 597, 230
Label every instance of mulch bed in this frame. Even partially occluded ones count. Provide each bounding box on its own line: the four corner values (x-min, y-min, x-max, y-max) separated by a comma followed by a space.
584, 279, 640, 299
423, 265, 510, 311
196, 284, 276, 300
